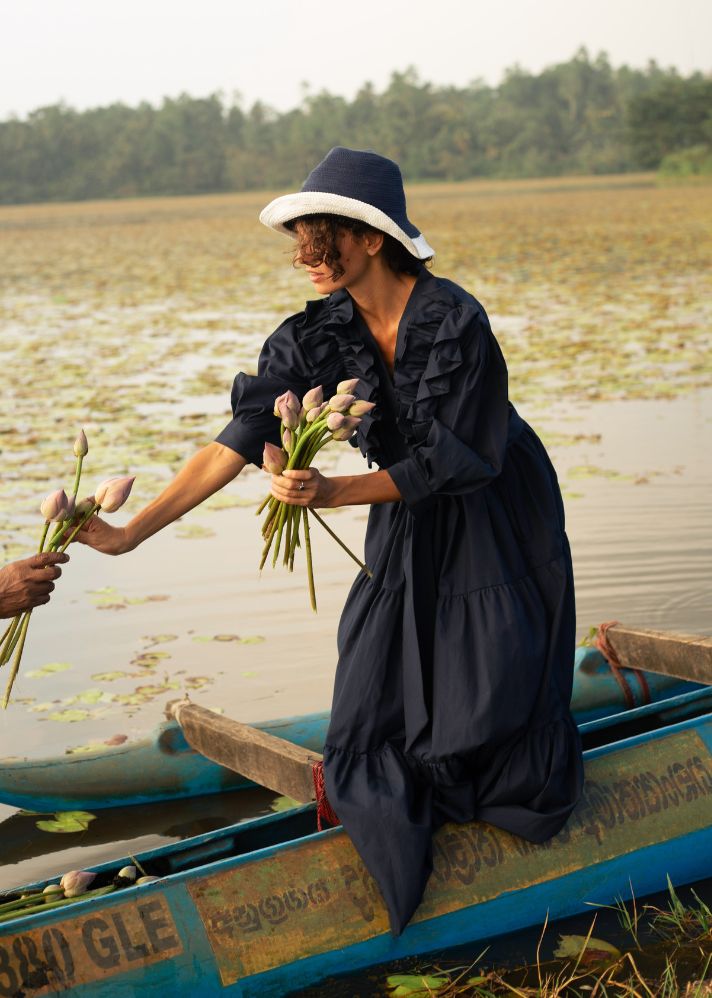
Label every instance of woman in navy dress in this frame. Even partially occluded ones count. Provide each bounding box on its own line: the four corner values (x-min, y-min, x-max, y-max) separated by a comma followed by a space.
79, 147, 583, 934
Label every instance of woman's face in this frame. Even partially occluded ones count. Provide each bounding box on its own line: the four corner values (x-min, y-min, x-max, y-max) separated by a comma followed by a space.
295, 226, 378, 294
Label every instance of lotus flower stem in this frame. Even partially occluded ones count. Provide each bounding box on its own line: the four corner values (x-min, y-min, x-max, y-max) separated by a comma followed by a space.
0, 621, 12, 647
2, 611, 32, 708
271, 504, 288, 568
0, 885, 116, 923
303, 508, 317, 612
256, 493, 272, 516
38, 521, 50, 554
0, 614, 25, 668
57, 503, 100, 554
259, 513, 281, 570
308, 510, 372, 578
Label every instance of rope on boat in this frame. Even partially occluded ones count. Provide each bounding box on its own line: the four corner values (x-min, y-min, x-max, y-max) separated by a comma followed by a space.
312, 761, 340, 831
595, 620, 652, 708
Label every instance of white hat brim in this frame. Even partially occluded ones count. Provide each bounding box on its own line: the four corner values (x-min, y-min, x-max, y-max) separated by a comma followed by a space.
259, 191, 435, 260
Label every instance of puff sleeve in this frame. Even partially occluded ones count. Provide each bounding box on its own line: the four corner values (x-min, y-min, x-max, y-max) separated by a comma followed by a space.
215, 317, 313, 466
387, 303, 510, 515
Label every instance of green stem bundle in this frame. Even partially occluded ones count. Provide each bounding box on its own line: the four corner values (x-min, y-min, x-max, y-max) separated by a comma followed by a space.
258, 403, 371, 611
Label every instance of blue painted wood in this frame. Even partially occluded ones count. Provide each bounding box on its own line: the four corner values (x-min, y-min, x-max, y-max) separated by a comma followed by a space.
0, 710, 709, 997
0, 648, 702, 812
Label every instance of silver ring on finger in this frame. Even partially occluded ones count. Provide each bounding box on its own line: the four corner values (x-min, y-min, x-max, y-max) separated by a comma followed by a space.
298, 482, 305, 491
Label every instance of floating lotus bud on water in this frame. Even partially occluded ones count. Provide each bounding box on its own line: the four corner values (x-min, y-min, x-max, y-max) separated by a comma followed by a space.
95, 476, 135, 513
302, 385, 323, 411
328, 393, 356, 413
40, 489, 70, 523
60, 870, 96, 897
306, 403, 326, 423
117, 866, 137, 881
263, 442, 287, 475
73, 429, 88, 457
348, 400, 376, 416
326, 412, 345, 431
337, 378, 360, 395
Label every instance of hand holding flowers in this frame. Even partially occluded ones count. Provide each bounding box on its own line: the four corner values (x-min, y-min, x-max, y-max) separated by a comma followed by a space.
258, 380, 374, 611
0, 430, 135, 708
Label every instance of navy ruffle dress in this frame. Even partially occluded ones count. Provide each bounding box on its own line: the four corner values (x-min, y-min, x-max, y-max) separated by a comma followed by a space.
217, 269, 584, 934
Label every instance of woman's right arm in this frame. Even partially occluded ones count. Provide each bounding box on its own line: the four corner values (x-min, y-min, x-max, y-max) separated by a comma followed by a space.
77, 442, 247, 555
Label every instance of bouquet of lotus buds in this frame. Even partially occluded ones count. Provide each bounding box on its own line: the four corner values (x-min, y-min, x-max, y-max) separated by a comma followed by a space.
259, 380, 373, 611
0, 429, 135, 708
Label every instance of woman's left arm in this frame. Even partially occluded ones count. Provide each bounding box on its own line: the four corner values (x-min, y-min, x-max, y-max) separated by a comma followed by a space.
270, 468, 401, 508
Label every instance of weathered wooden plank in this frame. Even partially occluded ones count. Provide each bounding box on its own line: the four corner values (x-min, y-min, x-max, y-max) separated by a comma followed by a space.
166, 699, 321, 802
606, 625, 712, 685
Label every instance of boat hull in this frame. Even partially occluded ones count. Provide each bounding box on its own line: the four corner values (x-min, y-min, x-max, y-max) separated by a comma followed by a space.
1, 712, 710, 996
0, 647, 701, 812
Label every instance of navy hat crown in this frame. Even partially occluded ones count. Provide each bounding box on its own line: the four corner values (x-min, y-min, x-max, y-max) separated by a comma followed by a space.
259, 146, 434, 260
301, 148, 418, 239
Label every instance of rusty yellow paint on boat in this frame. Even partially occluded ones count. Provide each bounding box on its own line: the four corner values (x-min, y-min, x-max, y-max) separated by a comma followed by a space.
0, 895, 182, 995
189, 729, 712, 985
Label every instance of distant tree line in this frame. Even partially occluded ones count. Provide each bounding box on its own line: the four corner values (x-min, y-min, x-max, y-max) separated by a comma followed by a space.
1, 49, 711, 204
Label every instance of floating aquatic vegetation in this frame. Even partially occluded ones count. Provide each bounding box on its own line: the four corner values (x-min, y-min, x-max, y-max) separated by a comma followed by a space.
35, 811, 96, 834
25, 662, 72, 679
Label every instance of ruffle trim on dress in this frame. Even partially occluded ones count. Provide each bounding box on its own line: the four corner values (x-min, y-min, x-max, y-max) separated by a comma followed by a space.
324, 290, 385, 468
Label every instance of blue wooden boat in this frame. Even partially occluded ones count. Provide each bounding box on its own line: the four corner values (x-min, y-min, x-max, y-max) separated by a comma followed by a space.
0, 645, 704, 813
0, 701, 710, 996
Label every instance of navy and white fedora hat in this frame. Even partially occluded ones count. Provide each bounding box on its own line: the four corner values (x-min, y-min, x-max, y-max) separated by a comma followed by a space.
259, 146, 435, 259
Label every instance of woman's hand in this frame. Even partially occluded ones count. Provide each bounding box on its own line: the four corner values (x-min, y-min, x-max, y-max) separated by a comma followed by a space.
270, 468, 339, 508
74, 513, 132, 556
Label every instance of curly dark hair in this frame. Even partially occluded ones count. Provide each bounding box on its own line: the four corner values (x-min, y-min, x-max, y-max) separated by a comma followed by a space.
287, 214, 430, 280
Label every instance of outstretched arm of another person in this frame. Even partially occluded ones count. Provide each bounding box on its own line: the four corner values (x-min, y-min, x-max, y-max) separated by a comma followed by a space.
77, 443, 247, 555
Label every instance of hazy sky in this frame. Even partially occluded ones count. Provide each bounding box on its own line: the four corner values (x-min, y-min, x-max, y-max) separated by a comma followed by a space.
2, 0, 710, 119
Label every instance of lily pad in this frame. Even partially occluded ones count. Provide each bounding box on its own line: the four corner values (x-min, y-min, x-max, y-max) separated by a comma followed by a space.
270, 795, 301, 813
554, 934, 622, 966
47, 708, 93, 723
386, 975, 448, 995
90, 671, 130, 682
25, 662, 72, 679
36, 810, 96, 833
141, 634, 178, 646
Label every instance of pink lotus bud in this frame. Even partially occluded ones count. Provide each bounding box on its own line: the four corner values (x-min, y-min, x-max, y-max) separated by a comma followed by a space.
40, 489, 70, 523
60, 870, 96, 897
278, 401, 299, 431
302, 386, 324, 412
263, 442, 287, 475
95, 476, 135, 513
65, 496, 76, 519
348, 400, 376, 416
326, 412, 345, 431
73, 429, 88, 457
328, 393, 356, 413
342, 416, 362, 431
306, 403, 326, 423
337, 378, 360, 395
332, 426, 356, 441
283, 428, 293, 454
75, 498, 95, 517
273, 390, 300, 418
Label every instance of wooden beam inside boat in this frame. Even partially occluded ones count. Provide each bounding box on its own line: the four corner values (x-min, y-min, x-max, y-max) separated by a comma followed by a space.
166, 699, 321, 802
605, 625, 712, 685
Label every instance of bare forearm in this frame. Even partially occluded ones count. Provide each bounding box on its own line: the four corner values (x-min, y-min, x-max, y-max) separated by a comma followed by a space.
326, 470, 402, 508
125, 443, 247, 548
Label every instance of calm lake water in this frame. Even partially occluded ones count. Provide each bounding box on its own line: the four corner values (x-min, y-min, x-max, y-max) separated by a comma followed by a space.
0, 179, 710, 910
